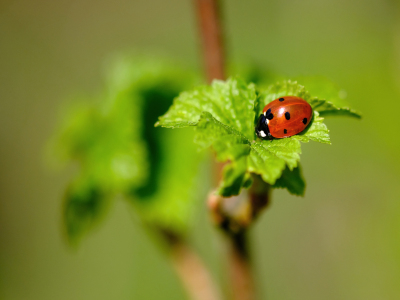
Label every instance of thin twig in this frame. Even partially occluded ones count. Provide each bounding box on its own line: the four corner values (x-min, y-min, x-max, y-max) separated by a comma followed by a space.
208, 176, 270, 300
171, 242, 221, 300
228, 231, 255, 300
161, 230, 221, 300
194, 0, 226, 181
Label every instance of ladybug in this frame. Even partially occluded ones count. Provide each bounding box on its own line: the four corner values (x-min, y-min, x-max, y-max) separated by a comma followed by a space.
255, 96, 313, 140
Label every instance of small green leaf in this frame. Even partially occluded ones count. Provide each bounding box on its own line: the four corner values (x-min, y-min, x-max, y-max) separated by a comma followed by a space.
308, 98, 361, 118
63, 178, 111, 244
293, 75, 352, 108
158, 77, 340, 197
219, 156, 249, 197
272, 165, 306, 196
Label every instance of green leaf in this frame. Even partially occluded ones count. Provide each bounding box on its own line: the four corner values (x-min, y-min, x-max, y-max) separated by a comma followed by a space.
308, 98, 361, 118
53, 54, 204, 242
195, 112, 251, 161
293, 76, 351, 108
134, 127, 204, 234
157, 78, 257, 140
247, 138, 300, 184
272, 165, 306, 196
257, 80, 362, 119
56, 101, 149, 192
293, 112, 330, 144
63, 178, 111, 244
219, 156, 249, 197
157, 77, 338, 197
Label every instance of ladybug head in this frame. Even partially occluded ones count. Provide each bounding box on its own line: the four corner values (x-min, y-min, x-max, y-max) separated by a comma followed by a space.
255, 114, 272, 140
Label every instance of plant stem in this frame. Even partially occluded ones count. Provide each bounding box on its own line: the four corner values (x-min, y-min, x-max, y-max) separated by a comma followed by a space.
170, 240, 221, 300
227, 178, 270, 300
228, 231, 255, 300
194, 0, 225, 83
208, 176, 270, 300
194, 1, 264, 300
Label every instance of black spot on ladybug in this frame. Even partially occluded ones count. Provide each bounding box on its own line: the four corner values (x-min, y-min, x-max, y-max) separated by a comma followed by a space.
285, 112, 290, 120
303, 118, 307, 124
279, 98, 284, 102
284, 129, 287, 134
266, 108, 271, 115
266, 113, 274, 120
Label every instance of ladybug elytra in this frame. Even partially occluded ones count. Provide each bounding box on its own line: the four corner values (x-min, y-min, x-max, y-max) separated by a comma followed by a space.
255, 96, 313, 140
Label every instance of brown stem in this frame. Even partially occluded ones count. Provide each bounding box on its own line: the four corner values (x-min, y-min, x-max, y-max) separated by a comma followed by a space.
194, 0, 226, 180
170, 240, 221, 300
228, 231, 255, 300
208, 175, 270, 233
194, 0, 225, 83
226, 176, 270, 300
208, 176, 270, 300
159, 229, 220, 300
194, 2, 267, 299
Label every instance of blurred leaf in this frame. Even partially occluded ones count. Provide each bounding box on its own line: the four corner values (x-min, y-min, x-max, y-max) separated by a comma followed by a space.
227, 60, 279, 86
56, 94, 148, 193
272, 165, 306, 196
134, 127, 204, 234
63, 177, 111, 244
293, 76, 349, 106
106, 56, 206, 234
157, 78, 337, 197
54, 54, 204, 242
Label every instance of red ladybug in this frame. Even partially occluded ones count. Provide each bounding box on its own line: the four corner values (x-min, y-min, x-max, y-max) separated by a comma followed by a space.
255, 96, 313, 139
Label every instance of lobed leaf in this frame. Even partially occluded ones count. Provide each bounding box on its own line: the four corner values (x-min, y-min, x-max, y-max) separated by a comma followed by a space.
272, 165, 306, 196
158, 77, 342, 197
157, 78, 257, 140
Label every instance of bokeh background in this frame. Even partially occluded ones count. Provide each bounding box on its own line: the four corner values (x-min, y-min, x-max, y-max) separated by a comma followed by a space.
1, 0, 400, 299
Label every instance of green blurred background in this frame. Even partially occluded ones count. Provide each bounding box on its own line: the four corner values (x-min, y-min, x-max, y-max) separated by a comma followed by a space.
1, 0, 400, 299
